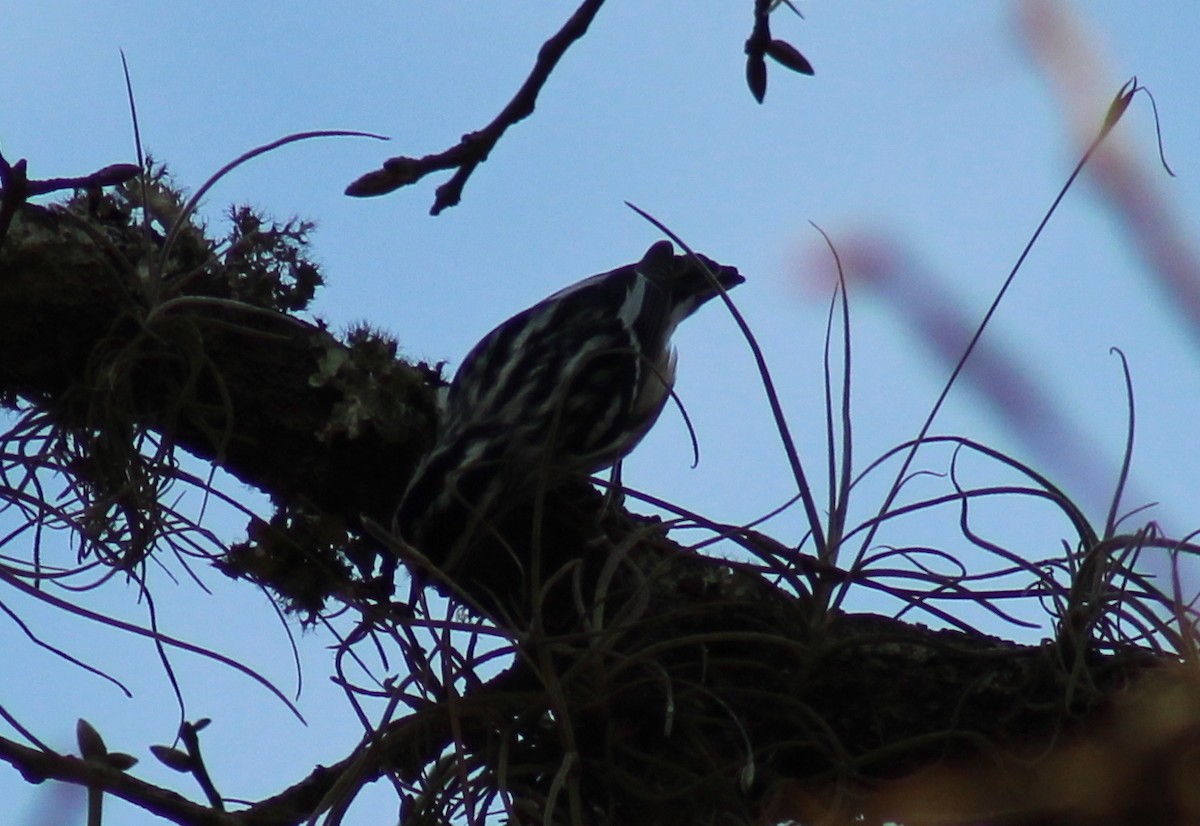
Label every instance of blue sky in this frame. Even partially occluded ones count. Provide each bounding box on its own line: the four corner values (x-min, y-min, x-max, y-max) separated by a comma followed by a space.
3, 3, 1199, 823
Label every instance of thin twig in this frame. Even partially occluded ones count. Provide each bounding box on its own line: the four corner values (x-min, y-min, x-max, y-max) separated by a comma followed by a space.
345, 0, 606, 214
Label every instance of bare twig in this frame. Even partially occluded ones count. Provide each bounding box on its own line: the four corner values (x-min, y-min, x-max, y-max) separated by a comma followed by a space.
345, 0, 606, 214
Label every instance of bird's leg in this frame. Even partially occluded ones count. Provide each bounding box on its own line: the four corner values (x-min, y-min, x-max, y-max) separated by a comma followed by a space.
601, 461, 626, 513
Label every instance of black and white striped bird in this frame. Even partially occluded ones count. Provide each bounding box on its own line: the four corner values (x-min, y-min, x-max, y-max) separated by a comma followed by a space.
396, 241, 744, 574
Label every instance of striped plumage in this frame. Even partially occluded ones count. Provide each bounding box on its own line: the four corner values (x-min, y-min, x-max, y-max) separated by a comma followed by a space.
396, 241, 744, 571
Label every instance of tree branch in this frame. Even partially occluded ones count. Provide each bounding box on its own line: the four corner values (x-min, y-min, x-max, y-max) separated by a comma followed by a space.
344, 0, 606, 214
0, 168, 1187, 825
0, 735, 241, 826
0, 150, 139, 246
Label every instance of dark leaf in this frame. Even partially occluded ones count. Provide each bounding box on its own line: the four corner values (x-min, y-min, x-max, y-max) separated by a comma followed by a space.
105, 752, 139, 772
151, 745, 194, 773
76, 719, 106, 760
746, 53, 768, 103
765, 39, 814, 75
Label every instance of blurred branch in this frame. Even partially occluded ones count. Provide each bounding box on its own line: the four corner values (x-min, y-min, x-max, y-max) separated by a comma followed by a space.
1017, 0, 1200, 351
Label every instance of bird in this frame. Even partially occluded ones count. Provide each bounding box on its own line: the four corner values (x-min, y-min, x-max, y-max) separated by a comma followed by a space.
394, 240, 744, 584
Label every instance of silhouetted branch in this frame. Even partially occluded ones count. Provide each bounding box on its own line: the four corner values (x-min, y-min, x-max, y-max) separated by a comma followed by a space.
0, 734, 237, 826
0, 150, 138, 246
345, 0, 606, 214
